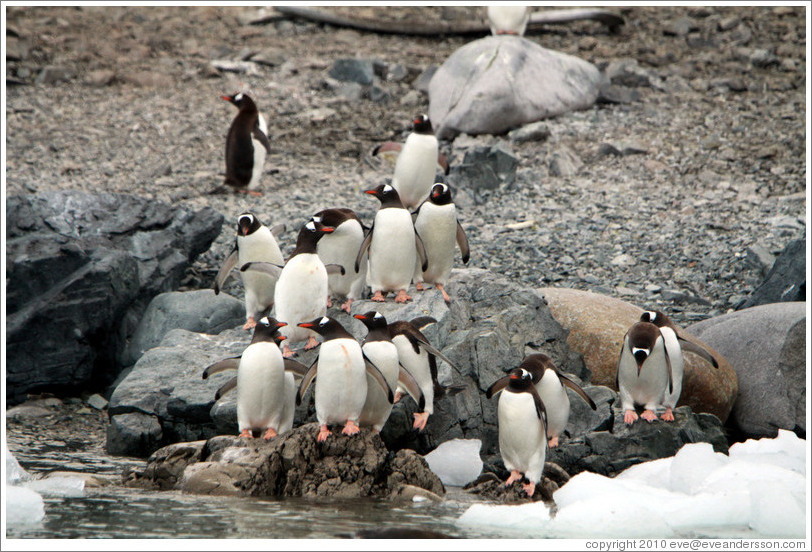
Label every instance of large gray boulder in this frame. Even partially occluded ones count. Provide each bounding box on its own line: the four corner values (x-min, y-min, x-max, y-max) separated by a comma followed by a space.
123, 424, 445, 500
686, 303, 806, 440
428, 35, 602, 139
737, 237, 806, 309
6, 190, 223, 404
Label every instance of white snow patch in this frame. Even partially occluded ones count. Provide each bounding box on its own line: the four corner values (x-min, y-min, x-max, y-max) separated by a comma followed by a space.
424, 438, 483, 486
5, 485, 46, 527
5, 439, 32, 485
456, 431, 807, 538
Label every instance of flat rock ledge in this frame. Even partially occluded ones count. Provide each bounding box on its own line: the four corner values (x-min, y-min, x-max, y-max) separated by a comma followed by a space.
122, 422, 445, 500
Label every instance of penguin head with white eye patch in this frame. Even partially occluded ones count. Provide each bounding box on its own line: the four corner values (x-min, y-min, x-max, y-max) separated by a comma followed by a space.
506, 367, 534, 391
354, 310, 388, 331
628, 321, 660, 374
251, 316, 287, 344
364, 183, 404, 208
412, 114, 433, 134
221, 91, 257, 111
429, 182, 452, 205
237, 212, 261, 236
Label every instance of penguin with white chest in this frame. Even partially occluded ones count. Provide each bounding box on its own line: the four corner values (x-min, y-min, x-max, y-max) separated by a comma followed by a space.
389, 114, 440, 211
496, 367, 547, 498
486, 353, 596, 448
213, 212, 285, 330
640, 309, 719, 422
222, 91, 271, 194
487, 6, 531, 36
354, 311, 425, 432
616, 320, 674, 424
295, 316, 394, 442
356, 184, 427, 304
314, 208, 368, 314
412, 183, 470, 304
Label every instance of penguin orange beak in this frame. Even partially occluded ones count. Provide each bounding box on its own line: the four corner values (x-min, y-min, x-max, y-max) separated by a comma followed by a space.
364, 189, 378, 195
221, 95, 231, 101
319, 226, 335, 233
276, 322, 287, 328
298, 322, 315, 329
276, 334, 286, 341
354, 314, 366, 320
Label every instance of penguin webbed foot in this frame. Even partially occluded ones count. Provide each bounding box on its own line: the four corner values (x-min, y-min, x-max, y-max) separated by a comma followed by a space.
412, 411, 429, 431
623, 409, 639, 425
282, 345, 297, 358
641, 409, 658, 422
548, 436, 559, 448
661, 407, 675, 422
236, 189, 263, 197
394, 290, 412, 303
239, 429, 253, 438
317, 424, 332, 442
262, 428, 278, 440
521, 481, 536, 498
326, 296, 333, 309
304, 336, 320, 350
243, 317, 257, 330
341, 420, 361, 436
370, 291, 386, 302
436, 283, 450, 303
415, 282, 427, 292
504, 470, 523, 487
340, 299, 353, 314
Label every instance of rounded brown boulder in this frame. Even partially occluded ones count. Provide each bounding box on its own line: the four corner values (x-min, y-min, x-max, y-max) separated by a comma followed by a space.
539, 287, 737, 423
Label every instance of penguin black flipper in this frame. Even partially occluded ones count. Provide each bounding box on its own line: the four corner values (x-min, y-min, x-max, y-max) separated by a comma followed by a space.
397, 363, 426, 411
456, 219, 470, 264
415, 339, 456, 371
528, 384, 548, 423
355, 223, 374, 273
677, 336, 719, 368
485, 375, 510, 399
363, 354, 395, 404
296, 360, 319, 406
252, 123, 271, 155
215, 376, 238, 400
269, 223, 286, 239
283, 358, 309, 379
558, 373, 598, 410
324, 263, 346, 276
202, 356, 241, 379
663, 339, 674, 395
415, 231, 429, 272
213, 247, 239, 294
409, 316, 437, 331
239, 261, 284, 278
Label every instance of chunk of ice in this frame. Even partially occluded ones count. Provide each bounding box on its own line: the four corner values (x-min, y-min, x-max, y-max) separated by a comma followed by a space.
667, 442, 728, 494
5, 485, 45, 527
457, 501, 551, 537
423, 438, 483, 487
26, 475, 85, 497
5, 439, 32, 485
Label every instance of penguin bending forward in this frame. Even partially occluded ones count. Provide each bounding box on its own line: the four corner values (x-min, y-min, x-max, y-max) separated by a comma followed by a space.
616, 320, 674, 424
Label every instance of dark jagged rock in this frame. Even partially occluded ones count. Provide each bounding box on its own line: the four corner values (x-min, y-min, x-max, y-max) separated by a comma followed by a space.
463, 461, 571, 504
6, 190, 223, 405
737, 236, 806, 309
123, 423, 445, 499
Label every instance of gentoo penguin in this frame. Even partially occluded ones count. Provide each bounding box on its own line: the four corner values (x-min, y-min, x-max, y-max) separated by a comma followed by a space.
242, 218, 341, 358
412, 183, 470, 303
354, 311, 425, 432
314, 208, 368, 314
295, 316, 394, 442
234, 316, 292, 439
486, 353, 596, 448
639, 309, 719, 422
389, 114, 440, 211
213, 212, 285, 330
356, 184, 427, 303
222, 91, 271, 194
496, 367, 547, 498
616, 320, 674, 425
388, 317, 459, 431
487, 6, 531, 36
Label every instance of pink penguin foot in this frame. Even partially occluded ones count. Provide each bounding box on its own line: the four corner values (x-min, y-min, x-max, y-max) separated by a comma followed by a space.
548, 436, 559, 448
304, 336, 320, 350
243, 317, 257, 330
661, 407, 675, 422
370, 291, 386, 302
504, 470, 522, 487
415, 282, 427, 291
394, 289, 412, 303
641, 409, 658, 422
262, 428, 278, 440
282, 345, 296, 358
238, 429, 253, 438
341, 420, 361, 436
413, 411, 429, 431
326, 296, 333, 308
436, 283, 450, 303
393, 390, 403, 403
317, 424, 332, 442
341, 299, 353, 314
236, 189, 263, 197
521, 481, 536, 498
624, 410, 639, 424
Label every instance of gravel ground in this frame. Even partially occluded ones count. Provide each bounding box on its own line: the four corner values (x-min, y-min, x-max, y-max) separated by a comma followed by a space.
5, 5, 807, 327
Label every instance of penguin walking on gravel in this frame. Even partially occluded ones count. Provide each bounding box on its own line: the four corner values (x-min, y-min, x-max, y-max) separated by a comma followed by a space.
639, 309, 718, 422
222, 91, 271, 194
496, 367, 547, 498
387, 114, 440, 211
354, 311, 425, 432
314, 208, 368, 314
412, 183, 470, 304
356, 184, 427, 303
213, 212, 285, 330
486, 353, 596, 448
295, 316, 394, 442
616, 320, 674, 424
388, 317, 460, 431
487, 6, 531, 36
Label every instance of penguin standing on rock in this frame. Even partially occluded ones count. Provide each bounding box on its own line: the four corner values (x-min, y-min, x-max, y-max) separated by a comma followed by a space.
213, 212, 284, 330
487, 6, 531, 36
357, 184, 427, 303
496, 367, 547, 498
314, 208, 368, 314
486, 353, 596, 448
616, 320, 674, 424
222, 91, 271, 195
388, 114, 440, 211
295, 316, 394, 442
639, 309, 719, 421
412, 183, 470, 304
